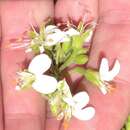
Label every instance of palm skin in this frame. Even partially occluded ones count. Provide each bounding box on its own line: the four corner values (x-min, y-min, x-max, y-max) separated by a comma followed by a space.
0, 0, 130, 130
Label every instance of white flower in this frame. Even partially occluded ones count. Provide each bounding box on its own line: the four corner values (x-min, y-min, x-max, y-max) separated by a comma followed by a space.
45, 25, 58, 33
28, 54, 58, 94
63, 82, 95, 120
99, 58, 120, 94
65, 28, 80, 36
46, 30, 69, 46
45, 25, 69, 46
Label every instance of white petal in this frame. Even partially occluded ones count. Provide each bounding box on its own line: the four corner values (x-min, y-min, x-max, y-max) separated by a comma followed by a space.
32, 75, 57, 94
15, 86, 21, 91
64, 97, 75, 107
39, 46, 44, 53
28, 54, 51, 75
73, 107, 95, 120
25, 48, 32, 53
45, 25, 58, 33
65, 28, 80, 36
73, 91, 89, 109
46, 31, 68, 46
99, 58, 110, 81
108, 60, 120, 80
99, 85, 107, 95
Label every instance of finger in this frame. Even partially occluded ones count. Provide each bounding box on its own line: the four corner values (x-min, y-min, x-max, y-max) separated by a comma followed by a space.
45, 1, 98, 130
67, 0, 130, 130
0, 1, 54, 130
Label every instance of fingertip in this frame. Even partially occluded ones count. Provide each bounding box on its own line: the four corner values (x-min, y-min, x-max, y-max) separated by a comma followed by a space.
55, 0, 98, 24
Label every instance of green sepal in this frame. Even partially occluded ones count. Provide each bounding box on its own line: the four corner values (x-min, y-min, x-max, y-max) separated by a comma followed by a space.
17, 71, 36, 90
59, 52, 75, 71
62, 41, 72, 53
74, 55, 88, 64
72, 35, 83, 49
128, 116, 130, 122
77, 21, 85, 33
76, 48, 88, 55
126, 122, 130, 130
30, 42, 41, 54
49, 101, 59, 115
39, 23, 45, 41
125, 115, 130, 130
55, 43, 65, 65
73, 67, 86, 75
28, 31, 37, 39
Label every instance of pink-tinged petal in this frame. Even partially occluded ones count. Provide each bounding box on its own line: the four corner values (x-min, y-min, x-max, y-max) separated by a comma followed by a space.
73, 107, 95, 120
99, 58, 110, 81
32, 75, 57, 94
28, 54, 51, 75
73, 91, 89, 109
108, 60, 120, 80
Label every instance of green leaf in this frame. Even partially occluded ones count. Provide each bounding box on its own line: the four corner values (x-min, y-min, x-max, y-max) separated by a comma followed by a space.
59, 52, 75, 71
74, 55, 88, 64
121, 115, 130, 130
30, 43, 40, 54
125, 116, 130, 130
73, 67, 86, 75
72, 35, 83, 49
50, 103, 58, 115
126, 122, 130, 130
18, 71, 36, 89
76, 48, 88, 55
84, 69, 101, 87
55, 44, 61, 65
55, 43, 65, 65
62, 41, 71, 53
128, 116, 130, 122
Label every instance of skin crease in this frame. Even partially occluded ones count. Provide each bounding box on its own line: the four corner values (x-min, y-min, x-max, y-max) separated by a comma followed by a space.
0, 0, 130, 130
0, 19, 4, 130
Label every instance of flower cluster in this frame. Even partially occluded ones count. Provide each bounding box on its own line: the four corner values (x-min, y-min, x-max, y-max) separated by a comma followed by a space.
14, 21, 120, 128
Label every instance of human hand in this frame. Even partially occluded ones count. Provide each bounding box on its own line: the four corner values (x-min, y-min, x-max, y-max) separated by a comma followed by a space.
0, 0, 130, 130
